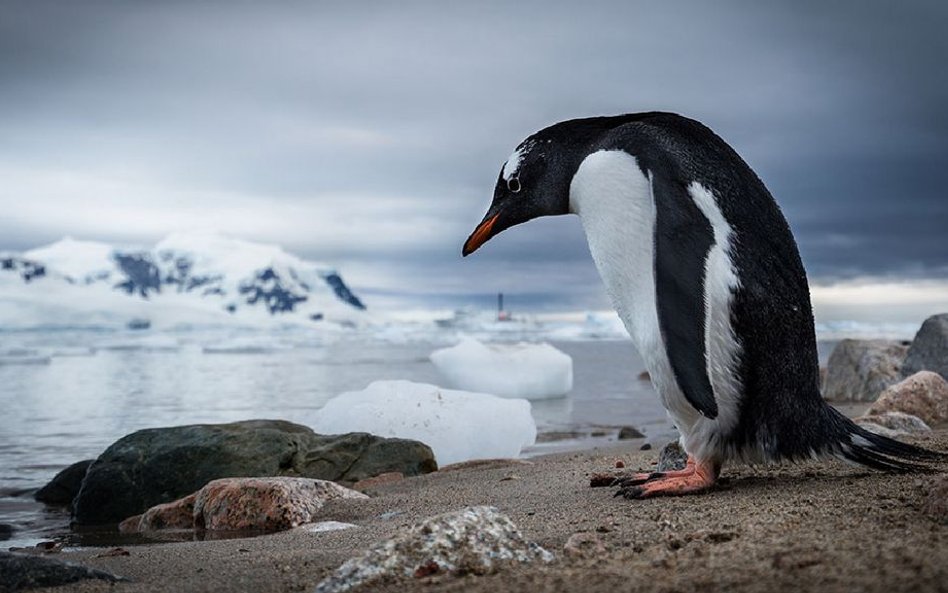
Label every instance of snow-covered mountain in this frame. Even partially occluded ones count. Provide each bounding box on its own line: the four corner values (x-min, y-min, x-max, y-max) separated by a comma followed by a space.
0, 232, 366, 329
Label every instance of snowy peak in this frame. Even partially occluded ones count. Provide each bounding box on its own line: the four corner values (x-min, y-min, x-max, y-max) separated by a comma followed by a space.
4, 232, 366, 323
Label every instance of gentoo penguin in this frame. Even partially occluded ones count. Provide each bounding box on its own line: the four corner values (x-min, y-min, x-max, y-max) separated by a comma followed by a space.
462, 112, 943, 498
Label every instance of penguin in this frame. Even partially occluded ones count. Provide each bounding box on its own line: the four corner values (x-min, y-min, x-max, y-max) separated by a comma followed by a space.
462, 112, 944, 498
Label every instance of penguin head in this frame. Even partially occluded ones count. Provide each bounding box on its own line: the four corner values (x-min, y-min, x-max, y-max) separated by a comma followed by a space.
462, 131, 574, 256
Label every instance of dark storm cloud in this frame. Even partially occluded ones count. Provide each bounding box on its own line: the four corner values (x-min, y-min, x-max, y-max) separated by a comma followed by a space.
0, 0, 945, 309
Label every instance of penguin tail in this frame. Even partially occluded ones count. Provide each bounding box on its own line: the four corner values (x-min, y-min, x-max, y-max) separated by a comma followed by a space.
828, 407, 947, 472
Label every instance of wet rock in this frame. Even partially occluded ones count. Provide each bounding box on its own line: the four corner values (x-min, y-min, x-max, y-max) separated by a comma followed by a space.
617, 426, 645, 440
34, 460, 92, 506
123, 478, 367, 533
194, 477, 367, 531
866, 371, 948, 426
563, 532, 607, 559
853, 411, 931, 435
73, 420, 436, 524
127, 494, 197, 532
657, 441, 688, 472
921, 475, 948, 523
903, 313, 948, 380
0, 551, 125, 591
314, 506, 554, 593
823, 339, 909, 401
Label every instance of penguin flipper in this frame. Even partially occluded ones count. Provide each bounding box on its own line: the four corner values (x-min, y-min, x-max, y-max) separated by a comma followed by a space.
652, 170, 719, 419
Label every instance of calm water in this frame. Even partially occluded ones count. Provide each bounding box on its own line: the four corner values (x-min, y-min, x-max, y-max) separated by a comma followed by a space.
0, 328, 837, 549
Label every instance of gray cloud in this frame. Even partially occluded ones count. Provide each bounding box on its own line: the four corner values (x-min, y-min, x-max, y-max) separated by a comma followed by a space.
1, 0, 945, 310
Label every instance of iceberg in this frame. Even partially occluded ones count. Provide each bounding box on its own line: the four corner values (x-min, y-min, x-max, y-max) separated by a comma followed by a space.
311, 380, 536, 466
430, 337, 573, 400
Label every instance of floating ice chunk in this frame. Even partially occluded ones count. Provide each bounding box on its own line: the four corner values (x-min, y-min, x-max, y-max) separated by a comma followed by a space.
430, 337, 572, 400
312, 380, 536, 466
202, 336, 292, 354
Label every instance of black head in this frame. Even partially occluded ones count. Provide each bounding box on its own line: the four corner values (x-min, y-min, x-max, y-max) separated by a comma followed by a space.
462, 128, 577, 256
462, 114, 653, 256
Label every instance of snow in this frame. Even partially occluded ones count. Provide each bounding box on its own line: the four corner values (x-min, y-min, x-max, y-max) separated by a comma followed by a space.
1, 231, 368, 330
311, 380, 537, 466
430, 337, 573, 400
24, 237, 116, 282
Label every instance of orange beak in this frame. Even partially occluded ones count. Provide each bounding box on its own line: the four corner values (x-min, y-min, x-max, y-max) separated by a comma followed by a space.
462, 213, 500, 256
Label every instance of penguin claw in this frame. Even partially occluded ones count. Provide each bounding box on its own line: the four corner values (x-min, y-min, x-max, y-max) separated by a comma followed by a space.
615, 486, 646, 499
612, 472, 664, 488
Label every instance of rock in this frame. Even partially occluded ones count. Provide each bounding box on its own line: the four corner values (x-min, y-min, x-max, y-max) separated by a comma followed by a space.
921, 475, 948, 523
194, 478, 367, 531
353, 472, 404, 491
130, 494, 197, 532
866, 371, 948, 426
0, 551, 125, 591
657, 441, 689, 472
73, 420, 436, 525
823, 339, 909, 401
563, 532, 607, 559
638, 371, 650, 381
617, 426, 645, 440
314, 506, 554, 593
34, 460, 92, 506
0, 524, 12, 541
853, 411, 931, 435
903, 313, 948, 380
123, 477, 367, 533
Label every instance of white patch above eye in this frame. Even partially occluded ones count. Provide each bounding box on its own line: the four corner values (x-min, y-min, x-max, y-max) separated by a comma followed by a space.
502, 139, 535, 181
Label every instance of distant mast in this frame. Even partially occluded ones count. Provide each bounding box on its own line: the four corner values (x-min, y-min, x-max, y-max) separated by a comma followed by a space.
497, 292, 510, 321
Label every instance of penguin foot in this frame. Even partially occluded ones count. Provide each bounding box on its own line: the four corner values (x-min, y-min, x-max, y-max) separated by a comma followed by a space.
614, 458, 718, 499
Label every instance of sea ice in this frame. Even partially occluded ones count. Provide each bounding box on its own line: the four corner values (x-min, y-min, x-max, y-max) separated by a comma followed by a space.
311, 380, 536, 466
429, 337, 573, 400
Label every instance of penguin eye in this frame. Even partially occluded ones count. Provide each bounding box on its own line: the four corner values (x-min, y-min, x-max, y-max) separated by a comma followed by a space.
507, 177, 521, 193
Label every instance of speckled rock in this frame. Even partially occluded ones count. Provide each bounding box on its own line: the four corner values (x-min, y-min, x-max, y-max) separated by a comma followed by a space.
314, 506, 554, 593
121, 478, 367, 533
823, 339, 909, 401
902, 313, 948, 380
195, 477, 367, 531
0, 551, 125, 591
867, 371, 948, 426
34, 460, 92, 506
921, 475, 948, 523
853, 411, 931, 435
657, 441, 688, 472
120, 494, 197, 533
73, 420, 435, 524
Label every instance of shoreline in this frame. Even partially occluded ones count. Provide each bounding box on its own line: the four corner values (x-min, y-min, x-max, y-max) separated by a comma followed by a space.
35, 429, 948, 593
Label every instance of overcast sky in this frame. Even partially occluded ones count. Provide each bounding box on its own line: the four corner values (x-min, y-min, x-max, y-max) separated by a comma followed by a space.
1, 1, 946, 315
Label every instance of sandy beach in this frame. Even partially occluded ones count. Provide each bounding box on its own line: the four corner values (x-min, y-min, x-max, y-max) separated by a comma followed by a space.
37, 429, 948, 593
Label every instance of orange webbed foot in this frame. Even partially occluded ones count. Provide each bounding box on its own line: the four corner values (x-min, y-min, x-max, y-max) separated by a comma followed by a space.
614, 456, 718, 499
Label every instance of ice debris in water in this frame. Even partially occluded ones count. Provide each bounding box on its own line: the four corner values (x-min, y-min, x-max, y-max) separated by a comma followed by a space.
430, 337, 573, 399
313, 506, 554, 593
312, 380, 536, 466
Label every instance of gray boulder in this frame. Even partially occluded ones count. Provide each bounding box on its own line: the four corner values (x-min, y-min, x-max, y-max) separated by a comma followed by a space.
822, 339, 909, 401
34, 460, 92, 506
315, 506, 553, 593
73, 420, 436, 525
0, 551, 125, 591
903, 313, 948, 380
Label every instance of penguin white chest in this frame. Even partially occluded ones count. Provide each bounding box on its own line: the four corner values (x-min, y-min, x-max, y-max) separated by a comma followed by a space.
568, 149, 743, 460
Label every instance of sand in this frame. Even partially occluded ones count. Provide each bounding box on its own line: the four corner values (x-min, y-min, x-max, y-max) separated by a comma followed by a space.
38, 430, 948, 593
